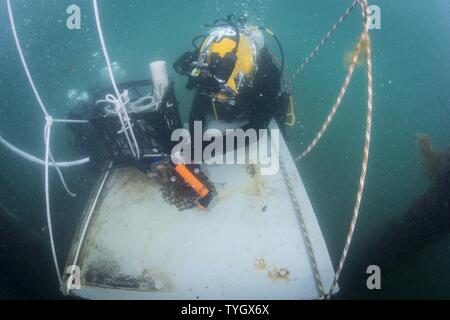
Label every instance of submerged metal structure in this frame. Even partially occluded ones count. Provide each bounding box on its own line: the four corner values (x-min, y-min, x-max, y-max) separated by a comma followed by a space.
1, 0, 373, 299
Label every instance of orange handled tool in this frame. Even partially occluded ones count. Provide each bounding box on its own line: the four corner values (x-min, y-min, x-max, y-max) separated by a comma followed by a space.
174, 164, 213, 210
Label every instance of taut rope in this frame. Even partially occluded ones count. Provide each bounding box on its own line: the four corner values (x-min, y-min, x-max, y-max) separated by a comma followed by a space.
290, 0, 374, 298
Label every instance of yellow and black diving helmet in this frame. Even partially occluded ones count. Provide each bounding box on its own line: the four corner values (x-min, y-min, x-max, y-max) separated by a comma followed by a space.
174, 18, 265, 107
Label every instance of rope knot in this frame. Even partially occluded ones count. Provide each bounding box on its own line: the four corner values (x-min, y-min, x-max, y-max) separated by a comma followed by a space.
45, 115, 53, 127
102, 90, 130, 113
95, 89, 140, 159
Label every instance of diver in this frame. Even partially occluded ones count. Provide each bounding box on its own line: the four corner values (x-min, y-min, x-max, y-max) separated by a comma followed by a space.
173, 15, 291, 152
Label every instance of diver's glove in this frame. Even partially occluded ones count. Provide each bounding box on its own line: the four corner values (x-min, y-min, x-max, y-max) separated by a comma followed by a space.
173, 50, 198, 76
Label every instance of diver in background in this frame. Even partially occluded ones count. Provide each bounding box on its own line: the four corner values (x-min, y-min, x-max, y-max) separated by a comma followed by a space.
173, 15, 290, 148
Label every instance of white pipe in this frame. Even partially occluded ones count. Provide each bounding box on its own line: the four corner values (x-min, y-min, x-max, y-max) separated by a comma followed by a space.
149, 60, 169, 101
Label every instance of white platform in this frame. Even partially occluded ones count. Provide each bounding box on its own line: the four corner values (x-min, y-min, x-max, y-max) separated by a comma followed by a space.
65, 123, 336, 299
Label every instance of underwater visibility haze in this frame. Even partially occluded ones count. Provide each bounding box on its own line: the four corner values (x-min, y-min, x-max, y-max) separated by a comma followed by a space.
0, 0, 450, 300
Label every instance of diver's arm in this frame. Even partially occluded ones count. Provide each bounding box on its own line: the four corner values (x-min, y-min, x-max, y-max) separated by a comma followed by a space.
241, 107, 272, 132
242, 50, 283, 132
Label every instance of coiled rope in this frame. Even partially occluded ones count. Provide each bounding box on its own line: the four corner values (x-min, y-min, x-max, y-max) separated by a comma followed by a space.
92, 0, 141, 159
6, 0, 90, 287
290, 0, 373, 298
96, 90, 159, 115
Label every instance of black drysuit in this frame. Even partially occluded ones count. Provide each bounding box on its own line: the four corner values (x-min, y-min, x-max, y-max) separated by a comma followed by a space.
188, 47, 288, 142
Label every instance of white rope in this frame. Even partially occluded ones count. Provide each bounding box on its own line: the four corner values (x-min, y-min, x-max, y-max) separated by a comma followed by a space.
291, 0, 359, 83
0, 200, 21, 223
127, 94, 159, 113
49, 151, 77, 197
53, 119, 90, 124
43, 116, 62, 287
294, 0, 366, 161
69, 161, 113, 292
96, 92, 137, 148
295, 28, 365, 161
6, 0, 90, 288
0, 134, 90, 167
97, 90, 159, 114
290, 0, 374, 298
92, 0, 141, 159
278, 150, 325, 298
327, 0, 373, 298
6, 0, 49, 117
